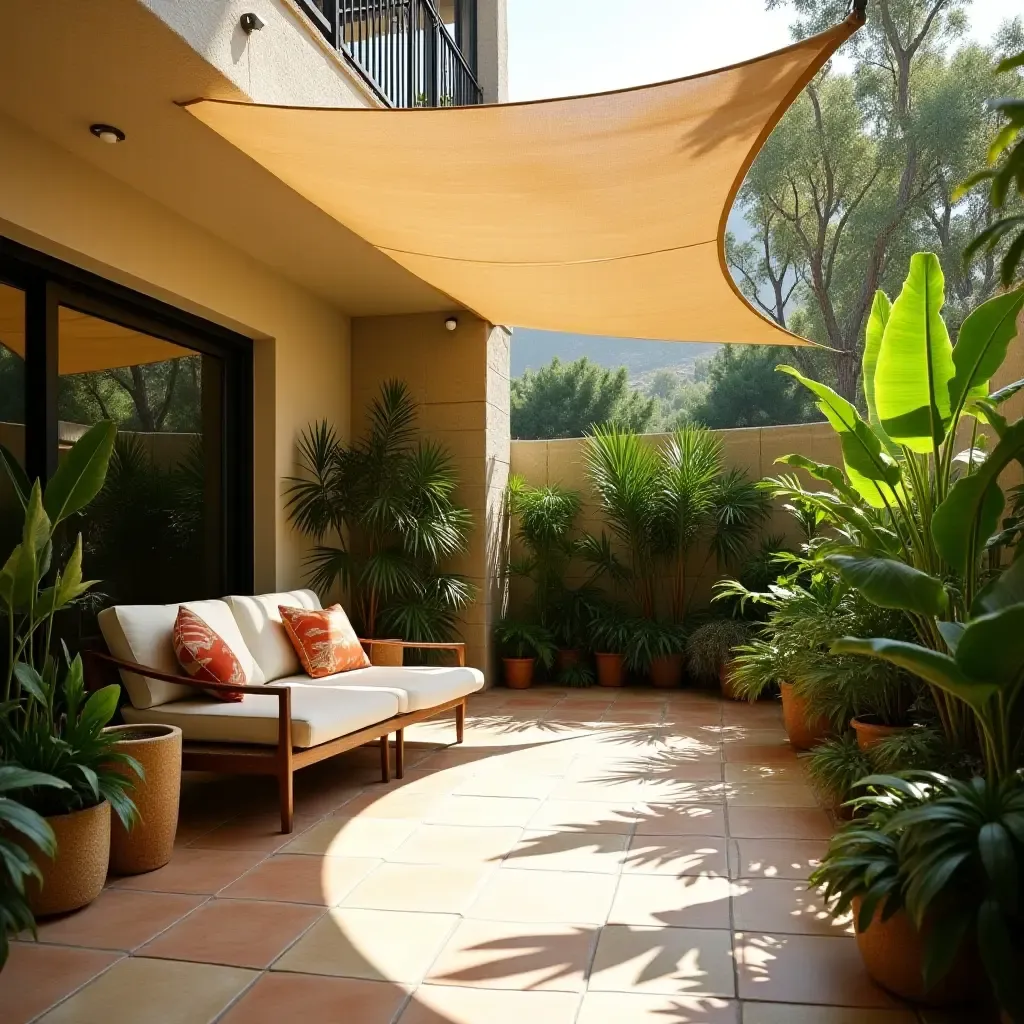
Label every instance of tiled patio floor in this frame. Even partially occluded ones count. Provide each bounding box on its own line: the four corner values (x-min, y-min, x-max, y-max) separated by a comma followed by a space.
2, 688, 964, 1023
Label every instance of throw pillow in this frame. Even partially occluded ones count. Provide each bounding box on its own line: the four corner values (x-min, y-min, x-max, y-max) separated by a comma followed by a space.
279, 604, 371, 678
172, 606, 246, 702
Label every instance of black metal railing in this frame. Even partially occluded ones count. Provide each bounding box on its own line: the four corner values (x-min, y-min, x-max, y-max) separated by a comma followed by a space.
298, 0, 483, 107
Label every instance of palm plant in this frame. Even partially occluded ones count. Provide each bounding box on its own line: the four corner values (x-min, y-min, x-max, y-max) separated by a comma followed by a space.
286, 381, 475, 643
493, 619, 556, 666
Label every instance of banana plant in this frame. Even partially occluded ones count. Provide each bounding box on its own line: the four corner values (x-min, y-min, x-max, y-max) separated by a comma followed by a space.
771, 252, 1024, 748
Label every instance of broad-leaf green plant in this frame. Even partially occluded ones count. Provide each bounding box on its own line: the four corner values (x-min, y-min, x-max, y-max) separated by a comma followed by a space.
493, 620, 556, 666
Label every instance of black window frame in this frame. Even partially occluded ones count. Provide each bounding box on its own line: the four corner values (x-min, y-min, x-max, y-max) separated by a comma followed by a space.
0, 234, 254, 598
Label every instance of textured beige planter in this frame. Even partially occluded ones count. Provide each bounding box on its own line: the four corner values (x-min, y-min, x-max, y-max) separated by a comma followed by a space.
106, 724, 182, 875
26, 801, 110, 917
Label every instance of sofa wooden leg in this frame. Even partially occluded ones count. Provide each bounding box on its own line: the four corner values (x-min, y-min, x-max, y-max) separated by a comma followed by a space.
456, 701, 465, 745
278, 768, 294, 834
395, 729, 405, 779
379, 734, 391, 783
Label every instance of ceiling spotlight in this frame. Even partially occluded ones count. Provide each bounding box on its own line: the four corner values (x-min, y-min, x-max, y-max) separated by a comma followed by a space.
240, 12, 264, 33
89, 123, 125, 144
444, 316, 458, 331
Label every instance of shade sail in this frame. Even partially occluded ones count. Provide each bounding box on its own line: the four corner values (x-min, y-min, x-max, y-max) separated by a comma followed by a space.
185, 13, 861, 345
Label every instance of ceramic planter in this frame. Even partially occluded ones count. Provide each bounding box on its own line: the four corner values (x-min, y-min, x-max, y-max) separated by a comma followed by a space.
555, 648, 581, 672
26, 800, 110, 917
852, 898, 979, 1006
594, 652, 626, 687
106, 724, 182, 875
503, 657, 535, 688
780, 682, 830, 750
851, 717, 907, 751
719, 662, 742, 700
650, 653, 684, 689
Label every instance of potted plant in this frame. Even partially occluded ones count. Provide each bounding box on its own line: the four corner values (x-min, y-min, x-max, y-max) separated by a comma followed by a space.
623, 618, 686, 688
1, 766, 69, 966
588, 607, 632, 688
684, 618, 750, 696
0, 422, 142, 917
494, 619, 555, 688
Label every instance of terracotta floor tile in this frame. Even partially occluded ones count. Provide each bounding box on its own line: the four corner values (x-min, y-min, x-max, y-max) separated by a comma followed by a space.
633, 803, 728, 836
726, 806, 833, 840
400, 984, 580, 1023
0, 943, 121, 1024
466, 868, 618, 925
452, 773, 560, 799
729, 838, 828, 881
223, 852, 380, 905
504, 829, 630, 873
609, 875, 734, 929
734, 932, 899, 1007
426, 919, 594, 992
723, 743, 799, 765
731, 878, 851, 937
32, 890, 204, 951
282, 816, 419, 857
720, 728, 790, 746
425, 795, 543, 827
273, 908, 458, 982
577, 991, 740, 1023
390, 824, 524, 865
34, 956, 256, 1024
219, 972, 408, 1024
725, 783, 820, 808
526, 799, 639, 834
139, 898, 323, 968
589, 925, 736, 997
741, 1004, 918, 1023
341, 862, 494, 913
328, 787, 447, 820
723, 763, 806, 785
108, 848, 264, 895
185, 816, 309, 853
625, 835, 729, 877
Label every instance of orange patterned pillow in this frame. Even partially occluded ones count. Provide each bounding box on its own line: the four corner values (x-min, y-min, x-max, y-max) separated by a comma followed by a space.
279, 604, 371, 678
172, 607, 246, 702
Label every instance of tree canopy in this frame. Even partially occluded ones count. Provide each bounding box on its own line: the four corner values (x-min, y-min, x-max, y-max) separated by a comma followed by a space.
510, 356, 656, 440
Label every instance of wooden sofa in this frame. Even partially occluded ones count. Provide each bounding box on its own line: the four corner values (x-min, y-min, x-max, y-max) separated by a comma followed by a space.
92, 590, 485, 832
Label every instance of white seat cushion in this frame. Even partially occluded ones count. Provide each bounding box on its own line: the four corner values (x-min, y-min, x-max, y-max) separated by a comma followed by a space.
121, 684, 400, 748
99, 600, 265, 710
281, 665, 485, 714
225, 590, 322, 682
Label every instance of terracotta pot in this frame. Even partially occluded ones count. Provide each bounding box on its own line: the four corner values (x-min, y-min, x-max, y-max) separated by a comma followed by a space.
852, 898, 979, 1006
106, 724, 182, 875
650, 653, 684, 689
851, 717, 908, 751
366, 639, 404, 667
719, 662, 742, 700
503, 657, 535, 689
556, 648, 581, 672
594, 652, 626, 688
780, 682, 830, 750
25, 801, 110, 917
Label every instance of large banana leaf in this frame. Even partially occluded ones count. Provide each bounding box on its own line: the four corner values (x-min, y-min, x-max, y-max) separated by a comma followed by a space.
826, 553, 947, 617
949, 286, 1024, 419
875, 253, 955, 453
43, 420, 116, 526
862, 289, 891, 429
954, 605, 1024, 691
777, 366, 901, 508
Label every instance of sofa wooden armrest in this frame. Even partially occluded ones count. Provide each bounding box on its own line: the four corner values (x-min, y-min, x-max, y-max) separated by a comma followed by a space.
359, 639, 466, 666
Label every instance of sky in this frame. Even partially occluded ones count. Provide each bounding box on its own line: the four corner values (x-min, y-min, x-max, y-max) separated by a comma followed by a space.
507, 0, 1020, 102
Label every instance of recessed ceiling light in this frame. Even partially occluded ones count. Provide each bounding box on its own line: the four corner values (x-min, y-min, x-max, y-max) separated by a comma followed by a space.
445, 316, 458, 331
89, 123, 125, 144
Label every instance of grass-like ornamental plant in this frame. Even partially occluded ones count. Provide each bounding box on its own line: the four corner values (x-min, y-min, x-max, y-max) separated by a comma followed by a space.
684, 618, 750, 683
493, 619, 556, 666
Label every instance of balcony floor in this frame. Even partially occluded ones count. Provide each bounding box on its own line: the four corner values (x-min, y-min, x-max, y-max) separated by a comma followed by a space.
4, 688, 959, 1022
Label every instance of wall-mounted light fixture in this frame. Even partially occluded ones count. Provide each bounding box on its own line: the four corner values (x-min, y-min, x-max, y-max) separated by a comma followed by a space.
89, 123, 125, 144
444, 316, 458, 332
240, 12, 264, 34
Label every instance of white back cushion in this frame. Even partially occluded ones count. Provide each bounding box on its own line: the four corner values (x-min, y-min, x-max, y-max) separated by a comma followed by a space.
225, 590, 322, 682
98, 599, 265, 710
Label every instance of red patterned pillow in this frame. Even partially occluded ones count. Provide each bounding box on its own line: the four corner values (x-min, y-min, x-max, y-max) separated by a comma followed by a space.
279, 604, 370, 678
172, 607, 246, 702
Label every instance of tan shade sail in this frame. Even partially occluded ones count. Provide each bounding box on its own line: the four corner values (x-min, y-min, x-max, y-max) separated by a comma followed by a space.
185, 14, 861, 345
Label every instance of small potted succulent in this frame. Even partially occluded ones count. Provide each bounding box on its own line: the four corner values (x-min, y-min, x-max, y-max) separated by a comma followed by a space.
494, 619, 556, 689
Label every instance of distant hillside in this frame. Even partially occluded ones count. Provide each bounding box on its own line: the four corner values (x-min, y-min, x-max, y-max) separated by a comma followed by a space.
511, 329, 720, 381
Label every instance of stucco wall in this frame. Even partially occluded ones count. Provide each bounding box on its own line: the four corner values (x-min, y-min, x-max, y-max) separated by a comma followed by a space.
0, 110, 351, 593
351, 313, 510, 673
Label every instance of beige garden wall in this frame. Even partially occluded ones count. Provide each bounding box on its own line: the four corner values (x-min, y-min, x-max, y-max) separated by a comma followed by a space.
0, 110, 351, 593
351, 313, 511, 673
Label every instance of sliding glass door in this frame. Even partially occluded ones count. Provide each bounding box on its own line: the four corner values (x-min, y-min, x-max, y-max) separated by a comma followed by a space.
0, 237, 252, 635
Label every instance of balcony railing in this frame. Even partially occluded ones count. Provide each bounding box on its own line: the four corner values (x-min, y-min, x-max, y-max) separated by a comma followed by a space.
298, 0, 483, 108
